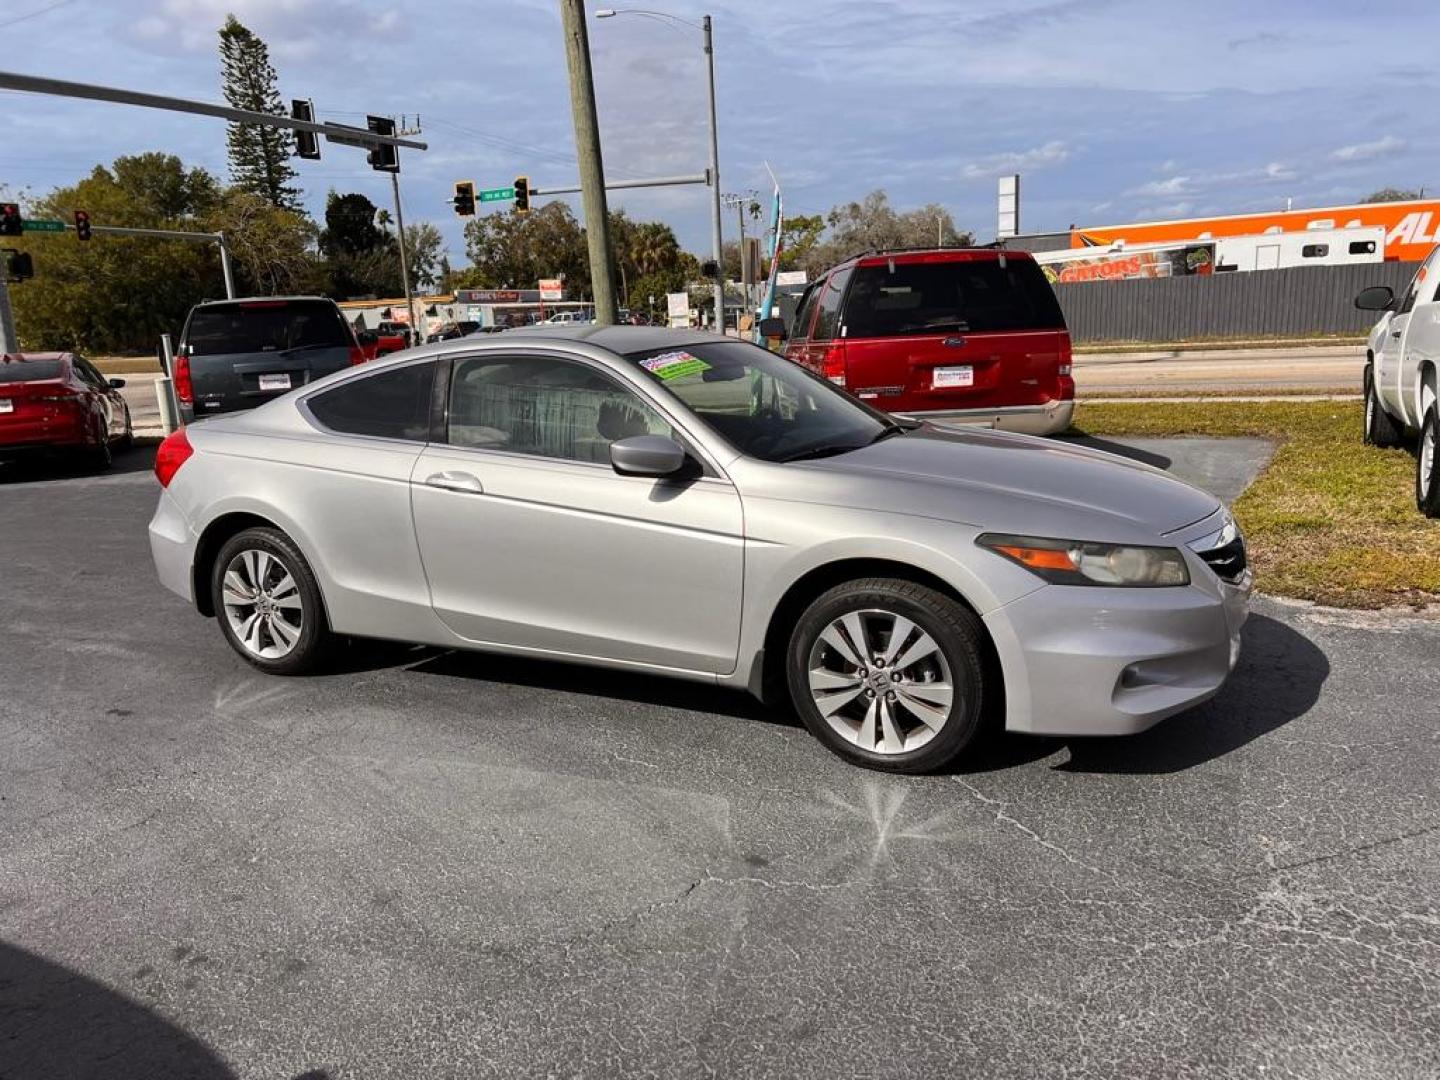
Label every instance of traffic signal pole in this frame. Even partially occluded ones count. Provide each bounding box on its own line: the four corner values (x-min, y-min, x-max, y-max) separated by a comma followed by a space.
390, 171, 417, 342
0, 275, 17, 353
558, 0, 618, 325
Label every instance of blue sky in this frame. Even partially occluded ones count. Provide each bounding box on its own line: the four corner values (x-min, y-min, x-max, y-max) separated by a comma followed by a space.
2, 0, 1436, 264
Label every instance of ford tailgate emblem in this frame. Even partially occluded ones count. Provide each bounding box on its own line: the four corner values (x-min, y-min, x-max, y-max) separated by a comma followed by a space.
943, 336, 967, 348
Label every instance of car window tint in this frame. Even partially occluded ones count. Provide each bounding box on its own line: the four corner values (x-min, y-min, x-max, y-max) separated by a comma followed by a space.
308, 361, 435, 441
73, 356, 106, 389
843, 257, 1064, 337
186, 301, 350, 355
811, 267, 851, 341
789, 282, 820, 341
447, 355, 675, 464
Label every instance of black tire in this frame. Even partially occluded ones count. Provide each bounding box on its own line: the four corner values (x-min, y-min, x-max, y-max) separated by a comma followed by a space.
1364, 365, 1404, 448
119, 405, 134, 449
86, 423, 113, 471
210, 526, 334, 675
786, 577, 989, 774
1418, 406, 1440, 518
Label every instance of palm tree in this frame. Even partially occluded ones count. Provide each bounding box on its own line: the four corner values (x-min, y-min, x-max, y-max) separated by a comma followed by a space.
632, 223, 679, 274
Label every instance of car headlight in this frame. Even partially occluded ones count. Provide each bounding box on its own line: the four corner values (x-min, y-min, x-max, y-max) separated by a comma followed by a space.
977, 533, 1190, 587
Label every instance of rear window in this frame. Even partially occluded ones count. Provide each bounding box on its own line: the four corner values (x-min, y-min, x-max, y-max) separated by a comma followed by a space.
842, 257, 1065, 338
185, 301, 350, 356
0, 359, 63, 383
307, 361, 436, 441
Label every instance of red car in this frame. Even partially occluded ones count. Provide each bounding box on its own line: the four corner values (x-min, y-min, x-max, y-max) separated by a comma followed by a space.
0, 352, 134, 469
783, 247, 1074, 434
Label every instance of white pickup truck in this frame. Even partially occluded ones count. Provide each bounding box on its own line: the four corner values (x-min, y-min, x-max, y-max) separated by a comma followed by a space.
1357, 244, 1440, 517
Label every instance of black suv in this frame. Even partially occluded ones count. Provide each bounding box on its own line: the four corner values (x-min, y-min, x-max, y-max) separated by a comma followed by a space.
175, 297, 371, 420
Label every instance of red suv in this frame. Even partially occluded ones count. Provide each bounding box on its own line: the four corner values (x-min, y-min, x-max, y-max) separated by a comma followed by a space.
782, 248, 1074, 434
0, 352, 133, 469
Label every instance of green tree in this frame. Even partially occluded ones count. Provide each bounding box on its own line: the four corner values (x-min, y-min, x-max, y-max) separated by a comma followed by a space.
209, 189, 323, 296
402, 222, 444, 290
777, 213, 826, 272
319, 192, 401, 298
7, 157, 225, 352
1363, 187, 1423, 203
218, 15, 301, 211
462, 202, 590, 296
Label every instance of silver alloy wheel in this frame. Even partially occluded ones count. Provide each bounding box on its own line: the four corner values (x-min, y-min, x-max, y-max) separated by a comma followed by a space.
221, 548, 304, 660
1423, 418, 1436, 494
1365, 386, 1375, 433
807, 608, 956, 755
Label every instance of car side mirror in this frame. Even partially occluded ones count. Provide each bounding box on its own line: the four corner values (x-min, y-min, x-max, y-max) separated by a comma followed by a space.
108, 377, 127, 389
609, 435, 688, 478
758, 317, 786, 339
1355, 285, 1396, 312
356, 329, 379, 345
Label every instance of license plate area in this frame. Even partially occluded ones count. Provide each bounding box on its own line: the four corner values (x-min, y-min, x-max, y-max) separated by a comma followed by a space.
257, 373, 292, 392
932, 365, 974, 388
0, 399, 13, 414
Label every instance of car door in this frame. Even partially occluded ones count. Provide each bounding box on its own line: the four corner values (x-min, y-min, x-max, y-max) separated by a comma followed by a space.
73, 356, 125, 438
1377, 247, 1439, 426
409, 349, 745, 674
1396, 247, 1440, 426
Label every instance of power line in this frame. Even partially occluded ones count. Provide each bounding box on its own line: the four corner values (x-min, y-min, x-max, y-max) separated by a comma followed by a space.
0, 0, 76, 30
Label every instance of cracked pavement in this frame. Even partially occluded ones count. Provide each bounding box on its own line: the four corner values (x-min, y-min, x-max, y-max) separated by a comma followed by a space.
1, 447, 1437, 1078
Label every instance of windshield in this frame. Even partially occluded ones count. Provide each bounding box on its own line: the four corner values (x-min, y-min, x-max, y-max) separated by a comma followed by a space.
844, 257, 1064, 337
185, 301, 350, 356
627, 340, 890, 462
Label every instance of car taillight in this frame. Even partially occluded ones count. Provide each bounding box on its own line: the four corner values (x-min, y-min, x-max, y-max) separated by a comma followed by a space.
1056, 341, 1074, 400
153, 428, 194, 488
174, 354, 194, 404
822, 343, 846, 386
349, 344, 367, 366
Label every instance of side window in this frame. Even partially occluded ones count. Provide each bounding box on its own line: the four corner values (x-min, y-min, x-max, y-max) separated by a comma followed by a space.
447, 355, 675, 464
1301, 244, 1328, 258
1400, 248, 1440, 315
811, 267, 852, 341
308, 361, 435, 441
72, 356, 106, 389
788, 282, 820, 342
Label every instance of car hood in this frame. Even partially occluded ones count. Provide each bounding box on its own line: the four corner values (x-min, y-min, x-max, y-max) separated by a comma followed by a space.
752, 424, 1221, 541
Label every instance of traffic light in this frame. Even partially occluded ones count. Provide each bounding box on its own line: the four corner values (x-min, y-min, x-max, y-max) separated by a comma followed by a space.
513, 175, 530, 215
73, 209, 92, 242
453, 181, 476, 217
367, 115, 399, 172
4, 250, 34, 281
0, 204, 20, 237
292, 99, 321, 160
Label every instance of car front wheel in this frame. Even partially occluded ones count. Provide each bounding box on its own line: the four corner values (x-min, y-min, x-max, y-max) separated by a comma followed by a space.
786, 577, 989, 773
1418, 406, 1440, 518
211, 527, 333, 674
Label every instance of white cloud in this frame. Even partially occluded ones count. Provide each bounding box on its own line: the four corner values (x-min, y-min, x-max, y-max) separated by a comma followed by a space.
1331, 135, 1405, 162
1128, 175, 1193, 197
960, 140, 1072, 180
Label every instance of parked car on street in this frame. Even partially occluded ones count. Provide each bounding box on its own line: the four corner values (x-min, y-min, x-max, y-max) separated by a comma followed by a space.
425, 321, 480, 343
149, 326, 1249, 773
0, 351, 133, 469
374, 321, 413, 354
1357, 245, 1440, 516
175, 297, 370, 422
780, 247, 1075, 435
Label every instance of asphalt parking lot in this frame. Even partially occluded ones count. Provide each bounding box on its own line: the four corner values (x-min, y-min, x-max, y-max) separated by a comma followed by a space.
2, 443, 1438, 1079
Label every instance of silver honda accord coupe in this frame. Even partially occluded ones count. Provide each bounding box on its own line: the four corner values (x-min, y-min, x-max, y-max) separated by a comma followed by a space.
149, 325, 1251, 773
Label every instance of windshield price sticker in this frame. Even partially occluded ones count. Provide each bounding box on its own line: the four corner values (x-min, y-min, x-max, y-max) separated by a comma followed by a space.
641, 350, 710, 381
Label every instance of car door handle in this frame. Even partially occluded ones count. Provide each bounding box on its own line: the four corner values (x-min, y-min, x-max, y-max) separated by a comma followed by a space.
424, 470, 484, 494
1392, 329, 1404, 338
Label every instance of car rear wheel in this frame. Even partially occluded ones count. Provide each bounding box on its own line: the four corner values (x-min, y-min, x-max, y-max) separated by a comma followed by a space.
786, 577, 988, 773
1364, 366, 1403, 448
1418, 407, 1440, 518
86, 422, 112, 471
211, 527, 333, 675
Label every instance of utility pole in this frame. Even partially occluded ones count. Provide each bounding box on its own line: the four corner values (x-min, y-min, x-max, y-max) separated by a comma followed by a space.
558, 0, 618, 325
703, 15, 725, 331
0, 274, 17, 353
391, 117, 423, 339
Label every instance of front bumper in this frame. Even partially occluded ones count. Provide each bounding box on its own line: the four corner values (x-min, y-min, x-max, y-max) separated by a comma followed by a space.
983, 561, 1251, 737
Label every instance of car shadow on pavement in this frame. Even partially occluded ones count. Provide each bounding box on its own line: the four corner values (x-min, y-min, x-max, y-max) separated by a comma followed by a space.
402, 647, 795, 728
0, 939, 238, 1080
1054, 433, 1172, 471
0, 443, 155, 485
1057, 612, 1329, 774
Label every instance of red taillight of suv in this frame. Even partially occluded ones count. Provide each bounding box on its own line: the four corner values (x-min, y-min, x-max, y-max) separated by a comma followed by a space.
1056, 340, 1075, 400
822, 343, 846, 387
174, 354, 194, 404
154, 428, 194, 488
348, 345, 367, 366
